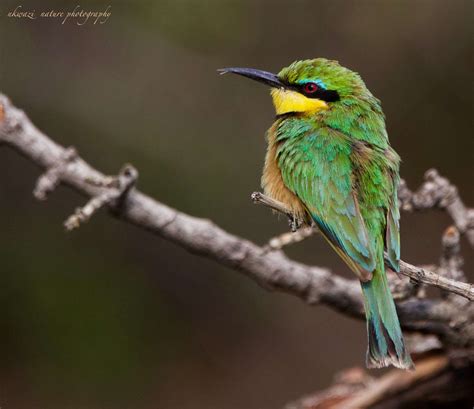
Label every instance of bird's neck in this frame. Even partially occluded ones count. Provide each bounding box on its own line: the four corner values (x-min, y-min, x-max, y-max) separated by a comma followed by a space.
275, 95, 388, 148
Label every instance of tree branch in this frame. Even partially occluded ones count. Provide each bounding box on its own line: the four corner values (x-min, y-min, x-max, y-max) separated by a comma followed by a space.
250, 192, 474, 301
0, 93, 473, 351
398, 172, 474, 247
285, 352, 474, 409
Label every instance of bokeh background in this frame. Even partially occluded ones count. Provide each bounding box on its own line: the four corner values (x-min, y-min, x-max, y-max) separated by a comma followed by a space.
0, 1, 472, 408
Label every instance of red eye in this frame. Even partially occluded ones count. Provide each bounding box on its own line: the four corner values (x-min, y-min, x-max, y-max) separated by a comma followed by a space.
303, 82, 319, 94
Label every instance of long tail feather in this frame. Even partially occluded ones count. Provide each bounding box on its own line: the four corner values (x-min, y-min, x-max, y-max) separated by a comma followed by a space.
361, 270, 414, 369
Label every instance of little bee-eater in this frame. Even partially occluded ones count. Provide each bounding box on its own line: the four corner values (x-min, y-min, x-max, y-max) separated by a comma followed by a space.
220, 59, 414, 370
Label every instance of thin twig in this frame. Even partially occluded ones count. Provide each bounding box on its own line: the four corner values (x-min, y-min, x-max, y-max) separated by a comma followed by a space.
33, 146, 77, 200
264, 227, 316, 251
252, 191, 304, 231
64, 164, 138, 230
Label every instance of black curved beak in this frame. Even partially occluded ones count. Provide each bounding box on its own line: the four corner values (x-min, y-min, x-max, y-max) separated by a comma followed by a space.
218, 67, 285, 88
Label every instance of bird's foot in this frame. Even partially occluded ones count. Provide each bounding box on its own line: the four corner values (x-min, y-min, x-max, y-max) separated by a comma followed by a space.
288, 215, 302, 232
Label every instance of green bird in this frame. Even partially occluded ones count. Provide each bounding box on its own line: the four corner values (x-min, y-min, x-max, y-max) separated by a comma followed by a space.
220, 58, 414, 370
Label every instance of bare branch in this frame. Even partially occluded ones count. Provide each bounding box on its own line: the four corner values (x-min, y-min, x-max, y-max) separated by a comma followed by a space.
252, 191, 304, 231
285, 352, 474, 409
399, 171, 474, 247
252, 191, 294, 217
285, 367, 373, 409
64, 164, 138, 230
398, 260, 473, 301
265, 227, 316, 251
250, 192, 474, 301
33, 146, 77, 200
286, 355, 452, 409
0, 93, 473, 352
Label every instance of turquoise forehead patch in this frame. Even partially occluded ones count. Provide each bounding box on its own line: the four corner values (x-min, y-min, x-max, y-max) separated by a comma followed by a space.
297, 79, 327, 89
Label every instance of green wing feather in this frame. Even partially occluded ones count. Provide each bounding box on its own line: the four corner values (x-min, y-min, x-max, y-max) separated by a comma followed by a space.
385, 173, 401, 272
276, 125, 376, 281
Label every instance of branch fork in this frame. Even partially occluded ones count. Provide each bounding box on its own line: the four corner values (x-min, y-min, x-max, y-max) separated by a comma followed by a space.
64, 164, 138, 231
33, 146, 78, 200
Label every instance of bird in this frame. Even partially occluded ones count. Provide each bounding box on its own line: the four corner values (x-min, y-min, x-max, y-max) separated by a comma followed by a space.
219, 59, 414, 370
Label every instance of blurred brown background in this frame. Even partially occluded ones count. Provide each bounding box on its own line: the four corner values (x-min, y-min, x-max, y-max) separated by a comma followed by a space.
0, 1, 472, 408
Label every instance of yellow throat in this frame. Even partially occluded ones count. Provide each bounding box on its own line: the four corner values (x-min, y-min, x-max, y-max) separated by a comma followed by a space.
271, 88, 328, 115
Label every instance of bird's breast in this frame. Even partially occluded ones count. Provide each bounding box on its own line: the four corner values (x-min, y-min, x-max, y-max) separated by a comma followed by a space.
261, 123, 310, 224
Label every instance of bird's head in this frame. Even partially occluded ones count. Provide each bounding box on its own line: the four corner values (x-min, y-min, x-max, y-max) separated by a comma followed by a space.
219, 58, 368, 116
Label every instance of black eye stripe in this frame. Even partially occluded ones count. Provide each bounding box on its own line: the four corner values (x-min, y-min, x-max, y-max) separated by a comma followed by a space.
279, 79, 341, 102
299, 83, 340, 102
